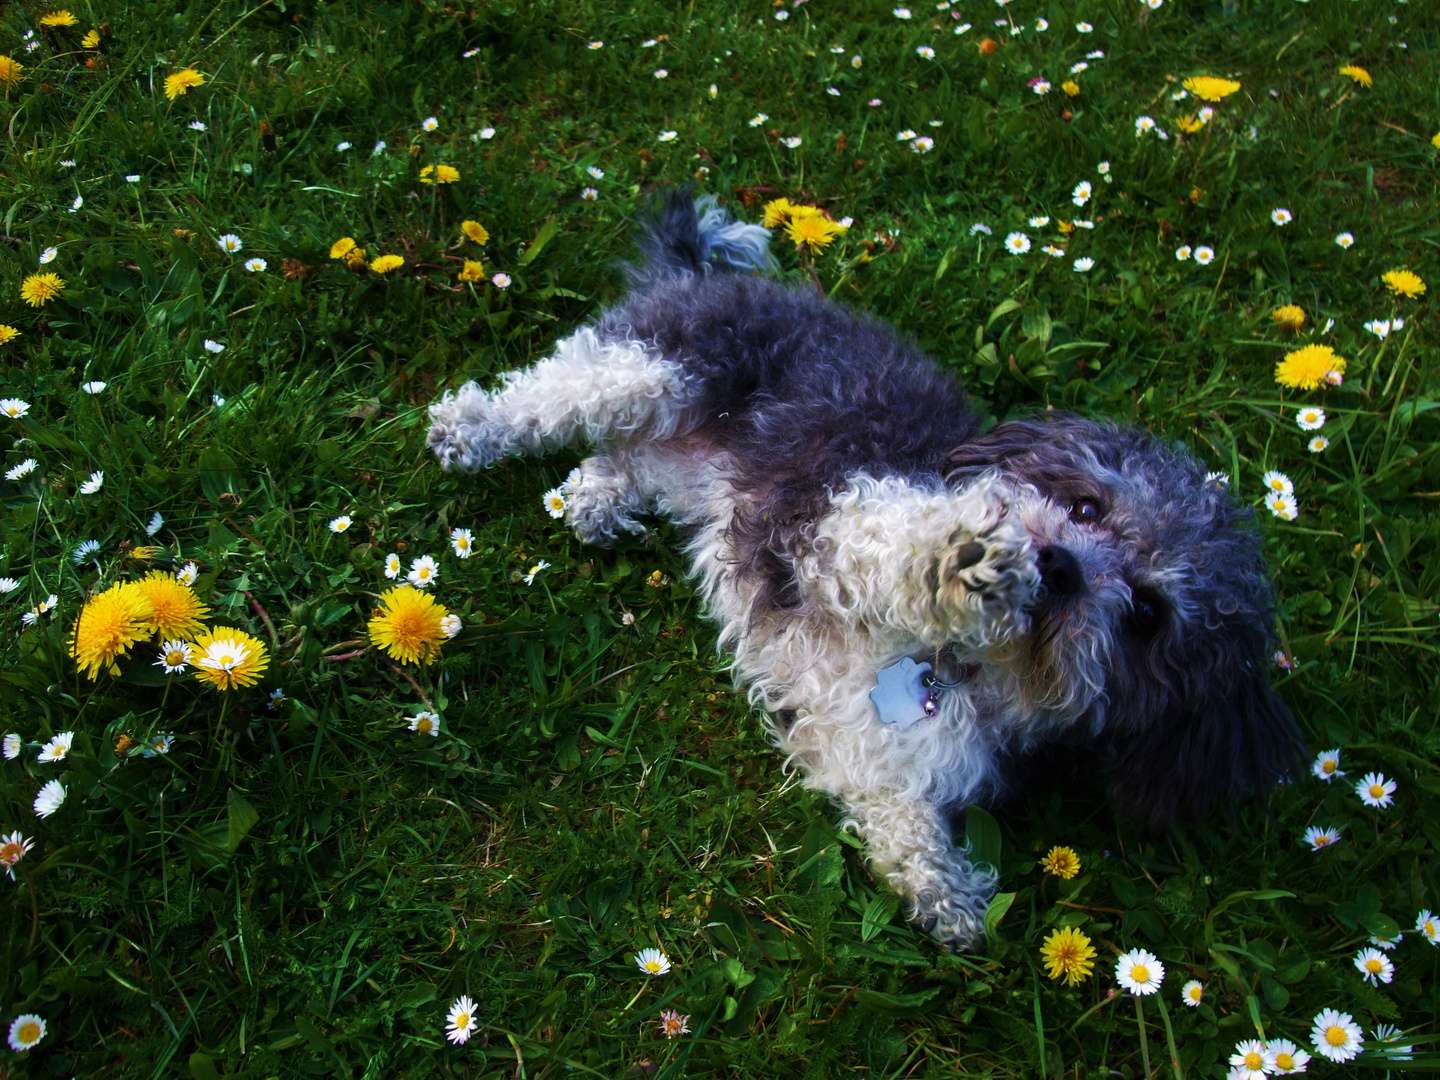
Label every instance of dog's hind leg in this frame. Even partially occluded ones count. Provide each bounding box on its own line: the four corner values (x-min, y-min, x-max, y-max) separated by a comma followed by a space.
426, 327, 699, 473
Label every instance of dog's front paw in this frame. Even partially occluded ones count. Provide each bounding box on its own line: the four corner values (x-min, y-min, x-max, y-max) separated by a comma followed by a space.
937, 507, 1039, 644
427, 382, 511, 472
564, 469, 646, 546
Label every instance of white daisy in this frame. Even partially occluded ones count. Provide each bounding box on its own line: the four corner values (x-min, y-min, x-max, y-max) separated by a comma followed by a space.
953, 22, 971, 33
79, 469, 104, 494
1371, 1024, 1414, 1062
657, 130, 677, 142
2, 733, 19, 759
781, 137, 802, 148
216, 233, 243, 253
622, 612, 635, 626
373, 140, 387, 155
749, 113, 769, 127
1031, 79, 1051, 95
491, 272, 511, 288
70, 195, 83, 212
852, 54, 863, 68
636, 948, 672, 975
72, 538, 100, 563
897, 129, 918, 141
410, 710, 442, 737
893, 6, 912, 17
774, 9, 788, 18
1004, 232, 1031, 255
0, 578, 18, 594
1072, 181, 1092, 206
1180, 980, 1203, 1006
422, 116, 439, 131
1035, 17, 1048, 29
827, 87, 840, 96
1, 399, 32, 419
1135, 116, 1156, 135
1194, 246, 1215, 265
1229, 1039, 1267, 1080
479, 127, 495, 139
329, 515, 352, 533
440, 614, 462, 639
407, 555, 439, 588
1334, 232, 1354, 249
1115, 949, 1164, 995
445, 994, 478, 1044
37, 732, 73, 763
1074, 219, 1094, 228
204, 338, 225, 352
155, 640, 194, 674
1042, 245, 1065, 257
1364, 318, 1395, 340
1356, 771, 1396, 808
1308, 436, 1330, 453
40, 246, 58, 264
176, 561, 199, 586
1271, 208, 1293, 226
6, 1014, 45, 1052
6, 458, 37, 480
653, 68, 668, 78
147, 511, 165, 536
523, 560, 550, 586
1077, 21, 1093, 31
1097, 160, 1110, 174
587, 166, 604, 179
1417, 909, 1440, 944
139, 734, 175, 757
451, 527, 474, 558
1354, 947, 1394, 985
1028, 215, 1050, 227
336, 140, 352, 151
1263, 1039, 1310, 1075
1264, 491, 1298, 521
1198, 106, 1214, 123
34, 778, 66, 818
1311, 1008, 1363, 1063
1311, 748, 1344, 781
588, 40, 603, 49
582, 186, 599, 201
830, 45, 846, 53
188, 121, 206, 132
1175, 246, 1192, 261
0, 830, 34, 878
384, 553, 402, 579
1073, 257, 1094, 272
971, 223, 992, 235
244, 257, 267, 272
543, 487, 568, 518
911, 136, 933, 153
1295, 406, 1325, 431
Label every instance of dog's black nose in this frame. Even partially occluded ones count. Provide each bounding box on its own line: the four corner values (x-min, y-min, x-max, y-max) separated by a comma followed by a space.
1036, 545, 1084, 597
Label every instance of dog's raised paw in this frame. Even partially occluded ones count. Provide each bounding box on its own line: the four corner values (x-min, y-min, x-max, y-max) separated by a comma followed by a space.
937, 511, 1039, 644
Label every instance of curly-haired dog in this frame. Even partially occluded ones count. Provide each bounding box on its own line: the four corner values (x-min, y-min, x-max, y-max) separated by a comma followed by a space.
427, 194, 1303, 948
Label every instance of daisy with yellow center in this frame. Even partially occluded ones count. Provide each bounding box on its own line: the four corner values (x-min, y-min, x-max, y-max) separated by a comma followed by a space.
39, 9, 79, 26
1115, 948, 1164, 994
1271, 304, 1304, 332
191, 626, 270, 691
1381, 268, 1426, 298
457, 259, 486, 283
409, 710, 440, 736
154, 639, 193, 674
163, 67, 206, 101
1040, 926, 1096, 986
636, 948, 672, 975
1180, 979, 1203, 1006
461, 220, 489, 244
0, 830, 34, 879
1353, 947, 1393, 985
0, 56, 25, 86
1264, 1039, 1309, 1074
785, 214, 847, 253
1415, 909, 1439, 944
329, 237, 357, 260
659, 1010, 691, 1038
7, 1014, 45, 1052
134, 570, 210, 639
1041, 845, 1080, 879
1338, 64, 1372, 87
445, 995, 478, 1044
70, 581, 154, 679
368, 586, 449, 665
1356, 770, 1396, 808
1229, 1038, 1267, 1080
1275, 344, 1345, 390
370, 254, 404, 274
1304, 825, 1341, 849
1311, 1008, 1362, 1063
1181, 76, 1240, 102
419, 164, 460, 184
20, 273, 65, 307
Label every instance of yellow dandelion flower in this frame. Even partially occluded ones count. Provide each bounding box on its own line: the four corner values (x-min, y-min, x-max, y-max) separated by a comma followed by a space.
1271, 304, 1305, 332
457, 259, 486, 283
133, 570, 210, 639
1381, 268, 1426, 298
191, 626, 270, 691
20, 273, 65, 307
368, 586, 449, 665
0, 56, 25, 86
70, 582, 154, 679
461, 220, 489, 245
1182, 76, 1241, 102
1040, 926, 1097, 986
419, 164, 460, 184
1177, 114, 1205, 134
1057, 220, 1075, 234
1061, 80, 1080, 97
370, 254, 405, 274
343, 246, 368, 268
81, 29, 100, 48
0, 325, 20, 346
329, 237, 357, 260
762, 198, 798, 229
128, 546, 156, 562
1190, 186, 1204, 204
1276, 344, 1346, 390
163, 67, 205, 101
1433, 132, 1440, 150
785, 214, 845, 253
1338, 65, 1372, 88
1041, 845, 1081, 879
39, 9, 80, 26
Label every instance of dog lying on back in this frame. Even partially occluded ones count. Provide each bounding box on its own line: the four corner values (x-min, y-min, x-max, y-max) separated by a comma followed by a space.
427, 193, 1301, 947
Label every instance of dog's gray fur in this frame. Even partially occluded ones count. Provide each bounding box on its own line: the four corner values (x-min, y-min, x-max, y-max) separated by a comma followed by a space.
427, 193, 1302, 948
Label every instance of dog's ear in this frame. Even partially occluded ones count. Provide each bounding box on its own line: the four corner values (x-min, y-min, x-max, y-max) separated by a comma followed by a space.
1102, 665, 1304, 832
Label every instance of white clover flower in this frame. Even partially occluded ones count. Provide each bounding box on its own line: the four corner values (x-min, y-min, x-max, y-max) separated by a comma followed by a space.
1073, 257, 1094, 272
79, 470, 104, 495
204, 339, 225, 353
1004, 232, 1031, 255
244, 257, 267, 272
6, 458, 37, 480
407, 555, 439, 588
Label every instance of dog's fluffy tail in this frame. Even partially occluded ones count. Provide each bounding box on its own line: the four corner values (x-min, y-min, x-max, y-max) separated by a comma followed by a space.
626, 188, 776, 287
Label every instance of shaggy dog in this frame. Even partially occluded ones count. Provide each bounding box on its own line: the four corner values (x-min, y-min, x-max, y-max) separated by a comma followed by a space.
426, 193, 1302, 948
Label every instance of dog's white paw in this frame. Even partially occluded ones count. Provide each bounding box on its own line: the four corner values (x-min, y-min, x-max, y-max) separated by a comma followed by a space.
892, 851, 995, 951
564, 470, 647, 546
426, 382, 509, 473
937, 506, 1039, 644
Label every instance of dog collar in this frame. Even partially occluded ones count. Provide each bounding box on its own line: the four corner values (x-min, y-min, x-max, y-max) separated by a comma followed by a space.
870, 657, 964, 728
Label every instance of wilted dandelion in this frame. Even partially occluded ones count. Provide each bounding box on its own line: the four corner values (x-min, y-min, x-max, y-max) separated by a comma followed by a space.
659, 1010, 690, 1038
369, 586, 448, 665
0, 325, 19, 346
0, 831, 33, 879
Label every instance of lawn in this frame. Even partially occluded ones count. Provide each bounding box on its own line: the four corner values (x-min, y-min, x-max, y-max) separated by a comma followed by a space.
1, 0, 1438, 1075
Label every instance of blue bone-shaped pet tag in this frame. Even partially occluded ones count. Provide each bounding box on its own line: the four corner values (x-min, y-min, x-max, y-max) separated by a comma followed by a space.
870, 657, 936, 729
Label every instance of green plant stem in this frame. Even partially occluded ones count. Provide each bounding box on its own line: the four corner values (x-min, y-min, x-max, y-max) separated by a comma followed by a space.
1135, 995, 1153, 1079
1154, 992, 1183, 1079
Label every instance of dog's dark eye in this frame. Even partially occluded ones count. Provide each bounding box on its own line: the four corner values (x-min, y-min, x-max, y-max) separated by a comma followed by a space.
1070, 499, 1102, 524
1129, 586, 1166, 637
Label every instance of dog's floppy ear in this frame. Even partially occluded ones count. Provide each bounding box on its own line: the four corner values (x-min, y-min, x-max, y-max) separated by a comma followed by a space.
1101, 665, 1304, 832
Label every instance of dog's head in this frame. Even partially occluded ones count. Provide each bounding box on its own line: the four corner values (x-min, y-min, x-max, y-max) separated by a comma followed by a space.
944, 414, 1303, 830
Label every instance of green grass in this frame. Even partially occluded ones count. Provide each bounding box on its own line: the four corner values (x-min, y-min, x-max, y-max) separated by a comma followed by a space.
1, 0, 1438, 1075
